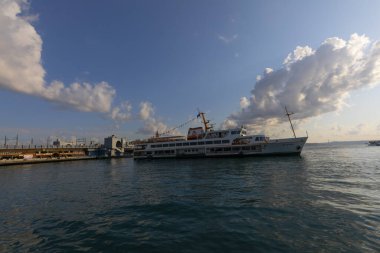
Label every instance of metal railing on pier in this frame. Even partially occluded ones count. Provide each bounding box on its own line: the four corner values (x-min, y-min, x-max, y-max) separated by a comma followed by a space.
0, 145, 101, 149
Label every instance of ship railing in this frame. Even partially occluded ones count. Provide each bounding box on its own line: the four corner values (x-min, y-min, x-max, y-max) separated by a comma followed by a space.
0, 144, 104, 150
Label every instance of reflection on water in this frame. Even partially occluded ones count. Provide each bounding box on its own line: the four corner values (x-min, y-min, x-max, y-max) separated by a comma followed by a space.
0, 143, 380, 252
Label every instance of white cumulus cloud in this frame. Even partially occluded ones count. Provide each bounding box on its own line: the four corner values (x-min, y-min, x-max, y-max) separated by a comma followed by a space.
0, 0, 130, 121
44, 81, 116, 113
139, 101, 154, 120
0, 0, 45, 94
110, 101, 132, 121
225, 34, 380, 129
240, 96, 250, 109
137, 102, 181, 136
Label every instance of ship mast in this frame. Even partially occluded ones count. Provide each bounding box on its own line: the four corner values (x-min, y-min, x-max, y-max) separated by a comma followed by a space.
197, 111, 213, 132
285, 106, 297, 138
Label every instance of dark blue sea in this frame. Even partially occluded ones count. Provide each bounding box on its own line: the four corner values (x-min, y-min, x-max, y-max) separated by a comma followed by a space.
1, 142, 379, 252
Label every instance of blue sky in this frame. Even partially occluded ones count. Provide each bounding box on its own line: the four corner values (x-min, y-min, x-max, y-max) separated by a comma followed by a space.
1, 0, 380, 144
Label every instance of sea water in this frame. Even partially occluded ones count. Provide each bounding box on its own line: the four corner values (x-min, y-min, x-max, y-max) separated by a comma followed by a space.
0, 142, 379, 252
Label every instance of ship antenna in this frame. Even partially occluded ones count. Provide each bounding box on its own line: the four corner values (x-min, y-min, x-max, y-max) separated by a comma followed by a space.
197, 109, 213, 132
285, 106, 297, 138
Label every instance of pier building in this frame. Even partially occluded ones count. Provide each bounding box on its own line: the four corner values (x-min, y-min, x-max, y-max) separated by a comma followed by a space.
104, 135, 133, 157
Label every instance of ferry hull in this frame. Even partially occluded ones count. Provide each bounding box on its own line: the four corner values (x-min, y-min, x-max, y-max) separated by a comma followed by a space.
134, 137, 307, 160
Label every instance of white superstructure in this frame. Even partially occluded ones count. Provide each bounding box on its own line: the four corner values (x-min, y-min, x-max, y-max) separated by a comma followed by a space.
133, 111, 308, 159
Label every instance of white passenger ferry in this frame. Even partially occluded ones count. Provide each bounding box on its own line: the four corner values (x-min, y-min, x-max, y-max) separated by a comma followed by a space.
133, 111, 308, 159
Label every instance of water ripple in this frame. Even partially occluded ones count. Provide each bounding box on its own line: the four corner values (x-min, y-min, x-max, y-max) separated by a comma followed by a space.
0, 144, 380, 252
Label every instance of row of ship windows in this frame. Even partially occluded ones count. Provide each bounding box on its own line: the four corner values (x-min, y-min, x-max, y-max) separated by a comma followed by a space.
148, 150, 175, 155
148, 149, 200, 155
150, 140, 230, 148
208, 145, 262, 152
146, 145, 263, 155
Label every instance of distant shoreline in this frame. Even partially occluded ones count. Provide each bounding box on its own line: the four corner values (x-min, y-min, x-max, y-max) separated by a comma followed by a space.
306, 140, 371, 145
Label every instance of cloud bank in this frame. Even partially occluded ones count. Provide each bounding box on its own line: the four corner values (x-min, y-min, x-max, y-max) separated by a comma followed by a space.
0, 0, 186, 137
225, 34, 380, 129
0, 0, 130, 120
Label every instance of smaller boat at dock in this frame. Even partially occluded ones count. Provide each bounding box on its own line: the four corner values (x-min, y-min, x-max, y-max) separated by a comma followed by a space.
368, 140, 380, 146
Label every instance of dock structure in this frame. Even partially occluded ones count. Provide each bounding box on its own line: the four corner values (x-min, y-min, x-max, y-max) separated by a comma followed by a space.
0, 146, 111, 166
104, 135, 133, 157
0, 134, 134, 166
0, 147, 90, 160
